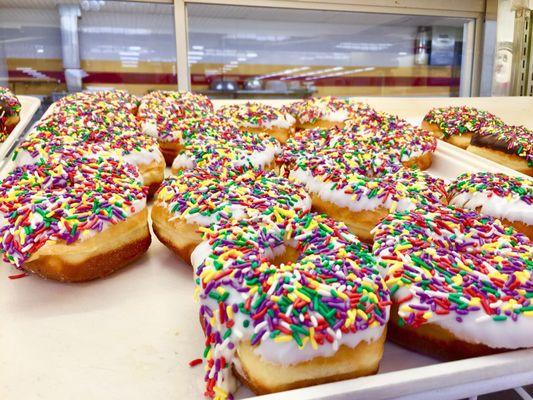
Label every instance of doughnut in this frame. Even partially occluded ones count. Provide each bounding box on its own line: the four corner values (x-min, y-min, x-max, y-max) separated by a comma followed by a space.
344, 111, 437, 170
373, 204, 533, 360
138, 91, 213, 164
287, 97, 375, 130
0, 87, 21, 142
17, 113, 165, 195
278, 133, 399, 179
291, 165, 447, 242
278, 111, 436, 177
191, 212, 390, 397
421, 106, 501, 149
0, 156, 151, 282
51, 90, 140, 115
149, 116, 231, 165
448, 172, 532, 239
217, 102, 295, 143
467, 123, 533, 176
152, 167, 311, 264
171, 127, 281, 173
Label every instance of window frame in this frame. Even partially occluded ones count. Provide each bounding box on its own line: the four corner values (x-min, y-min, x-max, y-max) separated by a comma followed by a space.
173, 0, 485, 96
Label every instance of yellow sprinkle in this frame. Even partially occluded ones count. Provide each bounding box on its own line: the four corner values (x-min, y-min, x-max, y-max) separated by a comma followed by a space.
295, 290, 311, 303
274, 334, 293, 343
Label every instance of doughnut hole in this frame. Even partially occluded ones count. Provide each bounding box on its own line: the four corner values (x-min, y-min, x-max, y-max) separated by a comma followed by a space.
271, 242, 300, 266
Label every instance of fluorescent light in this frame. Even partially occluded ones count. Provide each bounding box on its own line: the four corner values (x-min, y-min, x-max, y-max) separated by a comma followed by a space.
189, 51, 204, 56
192, 45, 204, 50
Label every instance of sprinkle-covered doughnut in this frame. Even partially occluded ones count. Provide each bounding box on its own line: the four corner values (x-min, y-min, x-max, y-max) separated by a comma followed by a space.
422, 106, 500, 138
0, 156, 147, 268
155, 167, 311, 227
373, 204, 533, 350
287, 96, 375, 128
0, 86, 21, 141
448, 172, 532, 238
217, 102, 295, 131
192, 212, 390, 399
279, 114, 436, 176
51, 90, 140, 114
292, 167, 446, 215
172, 128, 281, 172
344, 111, 437, 166
13, 131, 163, 172
138, 91, 213, 137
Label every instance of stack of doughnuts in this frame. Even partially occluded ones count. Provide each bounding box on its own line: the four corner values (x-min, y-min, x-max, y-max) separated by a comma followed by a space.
0, 154, 151, 282
192, 211, 390, 396
13, 91, 165, 195
0, 86, 21, 142
216, 102, 296, 143
137, 91, 214, 164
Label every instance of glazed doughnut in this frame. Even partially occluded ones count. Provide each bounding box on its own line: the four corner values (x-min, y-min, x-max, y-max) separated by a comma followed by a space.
291, 166, 447, 242
18, 114, 165, 195
373, 204, 533, 360
421, 106, 500, 149
467, 123, 533, 176
171, 127, 281, 173
217, 102, 295, 143
448, 172, 532, 239
287, 96, 375, 130
152, 167, 311, 263
0, 156, 151, 282
0, 87, 21, 142
192, 212, 390, 397
138, 91, 213, 164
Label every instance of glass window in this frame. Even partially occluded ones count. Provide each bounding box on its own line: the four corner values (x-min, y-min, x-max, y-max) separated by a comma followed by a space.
187, 4, 473, 99
0, 0, 176, 115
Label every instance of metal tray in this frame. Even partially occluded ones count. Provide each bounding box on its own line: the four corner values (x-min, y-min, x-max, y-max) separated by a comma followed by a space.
1, 99, 532, 400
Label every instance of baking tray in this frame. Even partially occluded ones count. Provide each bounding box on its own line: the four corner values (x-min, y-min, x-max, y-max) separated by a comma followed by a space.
1, 99, 532, 400
0, 95, 41, 162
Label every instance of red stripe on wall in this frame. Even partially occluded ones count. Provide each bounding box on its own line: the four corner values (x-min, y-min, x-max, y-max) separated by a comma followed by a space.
83, 72, 177, 85
8, 70, 459, 87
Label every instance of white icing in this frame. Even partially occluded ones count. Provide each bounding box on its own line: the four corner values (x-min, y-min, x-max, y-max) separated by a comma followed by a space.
253, 325, 384, 365
390, 286, 533, 349
171, 144, 280, 170
290, 168, 415, 212
141, 120, 159, 138
450, 192, 532, 225
242, 113, 295, 130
